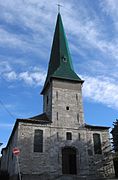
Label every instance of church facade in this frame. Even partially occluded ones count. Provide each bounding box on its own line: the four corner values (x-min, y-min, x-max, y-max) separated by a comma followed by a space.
1, 13, 114, 180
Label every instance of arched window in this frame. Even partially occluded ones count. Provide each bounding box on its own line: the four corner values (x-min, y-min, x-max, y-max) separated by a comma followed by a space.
34, 129, 43, 152
93, 133, 102, 154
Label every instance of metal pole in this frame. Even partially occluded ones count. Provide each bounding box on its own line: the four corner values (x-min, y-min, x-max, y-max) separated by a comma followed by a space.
16, 156, 22, 180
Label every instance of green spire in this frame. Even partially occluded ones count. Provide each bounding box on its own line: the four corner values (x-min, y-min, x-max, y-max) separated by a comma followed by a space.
41, 13, 83, 94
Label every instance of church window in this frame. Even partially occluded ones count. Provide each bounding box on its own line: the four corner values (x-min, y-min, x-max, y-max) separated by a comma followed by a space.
56, 91, 58, 99
93, 133, 102, 154
78, 133, 81, 140
66, 132, 72, 140
76, 94, 78, 101
66, 106, 69, 110
57, 132, 59, 140
77, 113, 79, 122
34, 129, 43, 152
57, 112, 58, 120
46, 96, 49, 105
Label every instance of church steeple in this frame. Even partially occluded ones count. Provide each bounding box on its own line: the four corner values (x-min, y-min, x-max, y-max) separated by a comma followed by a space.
41, 13, 83, 94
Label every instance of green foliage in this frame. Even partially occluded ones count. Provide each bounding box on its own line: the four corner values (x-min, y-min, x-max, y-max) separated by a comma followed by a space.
111, 119, 118, 177
111, 119, 118, 152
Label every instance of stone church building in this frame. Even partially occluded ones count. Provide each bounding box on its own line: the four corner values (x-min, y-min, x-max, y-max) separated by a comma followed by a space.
1, 13, 114, 180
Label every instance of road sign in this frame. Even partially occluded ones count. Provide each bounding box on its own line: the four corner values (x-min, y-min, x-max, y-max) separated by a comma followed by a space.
13, 147, 22, 180
13, 147, 20, 156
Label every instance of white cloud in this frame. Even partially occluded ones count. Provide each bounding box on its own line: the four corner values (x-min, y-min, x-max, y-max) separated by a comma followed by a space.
19, 72, 34, 85
0, 0, 118, 63
69, 15, 118, 61
100, 0, 118, 29
4, 71, 17, 80
0, 0, 118, 111
82, 75, 118, 110
19, 68, 46, 86
0, 28, 31, 50
0, 60, 46, 86
1, 65, 46, 86
0, 61, 12, 74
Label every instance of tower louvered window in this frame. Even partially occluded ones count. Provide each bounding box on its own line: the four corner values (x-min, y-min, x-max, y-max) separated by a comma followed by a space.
34, 129, 43, 152
66, 132, 72, 140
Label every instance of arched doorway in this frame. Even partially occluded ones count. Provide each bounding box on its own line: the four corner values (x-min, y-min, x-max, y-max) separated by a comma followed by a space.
62, 147, 77, 175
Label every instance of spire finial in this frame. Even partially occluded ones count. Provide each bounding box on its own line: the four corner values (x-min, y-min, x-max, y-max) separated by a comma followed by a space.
57, 0, 62, 13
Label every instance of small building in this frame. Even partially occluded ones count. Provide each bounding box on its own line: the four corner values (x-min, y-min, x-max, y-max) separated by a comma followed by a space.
1, 13, 114, 180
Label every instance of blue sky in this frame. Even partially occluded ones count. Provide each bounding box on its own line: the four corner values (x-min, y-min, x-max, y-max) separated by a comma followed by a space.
0, 0, 118, 152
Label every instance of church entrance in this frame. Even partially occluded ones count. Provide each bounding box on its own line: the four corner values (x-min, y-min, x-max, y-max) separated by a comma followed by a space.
62, 147, 77, 175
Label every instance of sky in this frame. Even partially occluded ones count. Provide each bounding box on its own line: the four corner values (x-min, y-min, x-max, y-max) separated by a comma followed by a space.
0, 0, 118, 153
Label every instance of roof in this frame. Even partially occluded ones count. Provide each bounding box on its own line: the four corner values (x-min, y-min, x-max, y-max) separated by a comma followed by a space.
1, 113, 51, 153
18, 113, 52, 124
41, 13, 83, 94
29, 113, 51, 122
85, 123, 110, 130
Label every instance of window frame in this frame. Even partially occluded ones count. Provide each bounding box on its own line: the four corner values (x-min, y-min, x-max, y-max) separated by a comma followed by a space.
66, 132, 72, 140
93, 133, 102, 155
34, 129, 43, 153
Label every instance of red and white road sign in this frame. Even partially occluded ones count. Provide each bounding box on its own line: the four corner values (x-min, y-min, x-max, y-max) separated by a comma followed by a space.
13, 147, 20, 156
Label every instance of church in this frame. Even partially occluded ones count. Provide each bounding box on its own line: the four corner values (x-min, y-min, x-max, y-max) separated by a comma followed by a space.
1, 13, 114, 180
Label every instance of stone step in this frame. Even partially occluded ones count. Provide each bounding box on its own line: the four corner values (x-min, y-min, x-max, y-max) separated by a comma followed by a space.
54, 175, 87, 180
54, 175, 118, 180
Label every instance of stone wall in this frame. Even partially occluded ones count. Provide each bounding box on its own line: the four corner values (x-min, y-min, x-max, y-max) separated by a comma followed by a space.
1, 78, 115, 179
1, 126, 18, 176
16, 121, 115, 179
17, 122, 89, 177
1, 120, 114, 180
86, 128, 114, 178
51, 79, 84, 127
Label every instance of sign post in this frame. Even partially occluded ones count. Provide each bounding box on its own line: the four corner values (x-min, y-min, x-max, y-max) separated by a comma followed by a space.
13, 147, 22, 180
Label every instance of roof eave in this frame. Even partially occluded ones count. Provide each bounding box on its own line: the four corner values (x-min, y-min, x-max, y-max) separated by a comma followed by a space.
85, 123, 110, 130
41, 76, 84, 94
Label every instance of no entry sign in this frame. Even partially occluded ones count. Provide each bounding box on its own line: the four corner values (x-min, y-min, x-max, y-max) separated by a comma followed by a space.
13, 147, 20, 156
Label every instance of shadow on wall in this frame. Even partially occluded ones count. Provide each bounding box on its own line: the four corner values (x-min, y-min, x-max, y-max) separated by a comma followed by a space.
0, 170, 9, 180
113, 157, 118, 177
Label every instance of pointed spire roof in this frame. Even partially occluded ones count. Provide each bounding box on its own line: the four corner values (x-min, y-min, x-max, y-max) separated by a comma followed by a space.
41, 13, 83, 94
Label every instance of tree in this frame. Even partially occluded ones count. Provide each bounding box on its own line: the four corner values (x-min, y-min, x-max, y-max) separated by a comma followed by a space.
111, 119, 118, 177
111, 119, 118, 152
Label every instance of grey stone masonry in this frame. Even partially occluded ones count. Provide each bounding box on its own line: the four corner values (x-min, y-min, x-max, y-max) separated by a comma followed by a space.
45, 79, 85, 127
1, 78, 115, 180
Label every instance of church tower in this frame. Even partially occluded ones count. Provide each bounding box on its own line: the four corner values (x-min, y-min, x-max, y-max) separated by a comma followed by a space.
1, 13, 115, 180
41, 13, 84, 127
